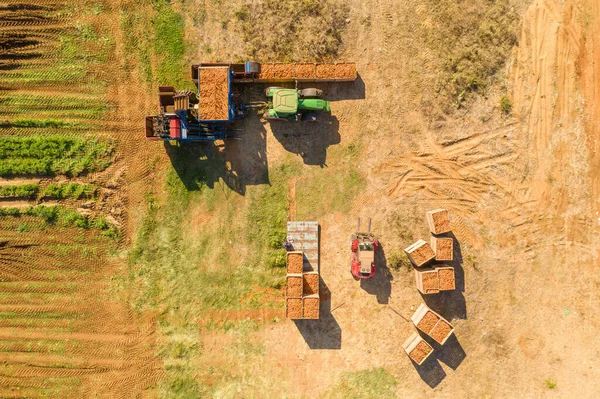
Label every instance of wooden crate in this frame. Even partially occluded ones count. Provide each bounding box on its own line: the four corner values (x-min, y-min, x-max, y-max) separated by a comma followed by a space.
426, 209, 451, 234
286, 298, 302, 319
404, 239, 436, 267
411, 303, 455, 344
302, 271, 319, 295
402, 331, 434, 365
286, 274, 303, 298
286, 251, 304, 274
302, 295, 320, 319
436, 266, 455, 291
431, 236, 453, 261
415, 267, 439, 294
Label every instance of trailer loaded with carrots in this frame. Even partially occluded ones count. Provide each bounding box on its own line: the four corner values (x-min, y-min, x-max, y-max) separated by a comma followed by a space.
145, 62, 357, 141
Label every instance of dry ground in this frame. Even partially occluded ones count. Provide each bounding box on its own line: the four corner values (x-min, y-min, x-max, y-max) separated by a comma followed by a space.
183, 0, 600, 397
2, 0, 600, 397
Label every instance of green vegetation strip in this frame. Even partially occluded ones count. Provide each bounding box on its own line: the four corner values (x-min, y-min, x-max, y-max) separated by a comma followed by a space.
43, 183, 96, 199
0, 136, 113, 177
0, 184, 39, 198
0, 205, 117, 238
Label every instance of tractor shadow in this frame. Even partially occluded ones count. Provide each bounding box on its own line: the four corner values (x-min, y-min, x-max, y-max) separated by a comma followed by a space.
164, 131, 269, 196
421, 232, 467, 321
359, 242, 392, 304
269, 114, 340, 167
293, 277, 341, 350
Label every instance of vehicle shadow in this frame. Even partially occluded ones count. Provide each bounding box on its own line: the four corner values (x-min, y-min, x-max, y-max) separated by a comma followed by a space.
307, 73, 366, 101
359, 242, 392, 304
421, 232, 467, 320
269, 114, 340, 167
293, 277, 341, 349
164, 133, 269, 196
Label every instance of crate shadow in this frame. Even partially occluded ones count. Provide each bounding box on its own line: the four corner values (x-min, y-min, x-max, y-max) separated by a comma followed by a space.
293, 278, 341, 350
433, 334, 466, 370
410, 355, 447, 388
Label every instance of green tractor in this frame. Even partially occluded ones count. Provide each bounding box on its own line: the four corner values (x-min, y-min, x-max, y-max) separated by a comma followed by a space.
264, 87, 330, 121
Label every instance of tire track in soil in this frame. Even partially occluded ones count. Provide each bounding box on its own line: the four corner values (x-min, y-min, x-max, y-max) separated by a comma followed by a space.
0, 2, 162, 397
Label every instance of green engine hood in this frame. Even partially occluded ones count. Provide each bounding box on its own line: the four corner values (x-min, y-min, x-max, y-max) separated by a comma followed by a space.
272, 89, 298, 114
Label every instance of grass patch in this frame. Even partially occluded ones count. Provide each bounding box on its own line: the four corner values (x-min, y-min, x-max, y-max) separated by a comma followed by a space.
321, 367, 397, 399
233, 0, 349, 61
545, 379, 556, 389
387, 252, 412, 270
296, 167, 364, 220
419, 0, 519, 108
118, 1, 191, 88
129, 150, 300, 397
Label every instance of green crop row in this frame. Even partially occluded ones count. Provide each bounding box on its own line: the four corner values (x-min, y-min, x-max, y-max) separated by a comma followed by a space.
0, 184, 39, 198
10, 119, 90, 129
0, 183, 96, 199
0, 205, 119, 238
0, 136, 111, 159
0, 136, 113, 177
43, 183, 96, 199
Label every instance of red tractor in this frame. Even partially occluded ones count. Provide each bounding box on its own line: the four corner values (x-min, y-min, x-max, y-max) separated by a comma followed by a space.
351, 218, 378, 279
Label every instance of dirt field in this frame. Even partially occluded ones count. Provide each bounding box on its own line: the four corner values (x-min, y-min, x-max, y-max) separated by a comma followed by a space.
4, 0, 600, 397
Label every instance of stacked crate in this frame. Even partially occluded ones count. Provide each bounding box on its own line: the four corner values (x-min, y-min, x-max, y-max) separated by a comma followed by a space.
285, 252, 320, 319
411, 303, 455, 345
402, 209, 461, 365
286, 251, 304, 319
402, 332, 434, 365
285, 222, 321, 320
404, 239, 436, 267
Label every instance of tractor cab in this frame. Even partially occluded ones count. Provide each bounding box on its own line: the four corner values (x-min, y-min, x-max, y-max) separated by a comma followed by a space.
272, 88, 299, 115
265, 87, 330, 121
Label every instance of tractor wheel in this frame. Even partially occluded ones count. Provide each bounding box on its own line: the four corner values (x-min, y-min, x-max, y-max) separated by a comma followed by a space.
298, 88, 322, 98
301, 112, 317, 122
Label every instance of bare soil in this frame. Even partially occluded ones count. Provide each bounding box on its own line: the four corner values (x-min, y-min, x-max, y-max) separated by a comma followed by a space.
407, 241, 435, 266
302, 297, 319, 319
430, 320, 453, 344
286, 276, 302, 297
199, 67, 229, 120
433, 237, 453, 260
303, 273, 319, 295
294, 63, 316, 79
438, 268, 455, 290
287, 252, 303, 274
409, 340, 433, 364
286, 298, 302, 319
272, 63, 295, 79
416, 310, 440, 334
